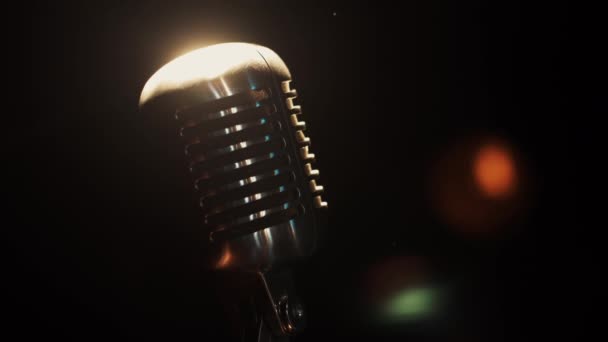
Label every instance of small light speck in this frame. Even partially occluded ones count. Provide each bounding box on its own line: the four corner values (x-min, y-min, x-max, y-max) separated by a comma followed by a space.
333, 12, 337, 17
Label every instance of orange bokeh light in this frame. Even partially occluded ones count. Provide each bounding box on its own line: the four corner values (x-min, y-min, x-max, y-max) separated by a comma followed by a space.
474, 144, 516, 198
216, 245, 233, 268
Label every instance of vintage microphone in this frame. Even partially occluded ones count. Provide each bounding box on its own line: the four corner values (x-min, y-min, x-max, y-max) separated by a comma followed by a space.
139, 43, 327, 341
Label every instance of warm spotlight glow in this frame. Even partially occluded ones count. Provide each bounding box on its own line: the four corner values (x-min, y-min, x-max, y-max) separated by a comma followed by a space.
474, 144, 516, 198
140, 43, 260, 106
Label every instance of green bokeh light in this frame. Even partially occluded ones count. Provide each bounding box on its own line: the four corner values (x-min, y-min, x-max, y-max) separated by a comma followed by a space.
382, 287, 437, 321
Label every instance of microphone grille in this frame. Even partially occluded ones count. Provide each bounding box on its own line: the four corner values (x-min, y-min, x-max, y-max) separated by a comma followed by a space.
175, 81, 324, 243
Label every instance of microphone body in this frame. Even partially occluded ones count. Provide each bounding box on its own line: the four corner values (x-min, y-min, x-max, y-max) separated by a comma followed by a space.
139, 43, 327, 339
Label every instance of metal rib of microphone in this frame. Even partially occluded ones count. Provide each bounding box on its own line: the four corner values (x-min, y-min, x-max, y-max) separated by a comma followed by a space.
139, 43, 327, 341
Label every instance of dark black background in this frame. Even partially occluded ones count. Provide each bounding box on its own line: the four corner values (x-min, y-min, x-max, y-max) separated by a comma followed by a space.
22, 1, 604, 341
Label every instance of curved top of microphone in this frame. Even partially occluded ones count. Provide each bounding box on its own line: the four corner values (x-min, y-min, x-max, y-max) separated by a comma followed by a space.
139, 43, 326, 271
140, 43, 290, 111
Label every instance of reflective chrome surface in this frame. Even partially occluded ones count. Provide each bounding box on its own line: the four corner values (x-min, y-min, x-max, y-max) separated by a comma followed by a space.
140, 43, 327, 271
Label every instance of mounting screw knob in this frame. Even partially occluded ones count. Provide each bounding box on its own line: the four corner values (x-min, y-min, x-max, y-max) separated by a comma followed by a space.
277, 295, 306, 334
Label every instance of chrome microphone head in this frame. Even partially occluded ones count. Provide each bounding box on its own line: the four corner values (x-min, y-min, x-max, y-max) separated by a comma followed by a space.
139, 43, 327, 272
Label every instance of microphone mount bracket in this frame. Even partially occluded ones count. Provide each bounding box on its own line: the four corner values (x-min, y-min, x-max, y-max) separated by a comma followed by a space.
249, 270, 305, 341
